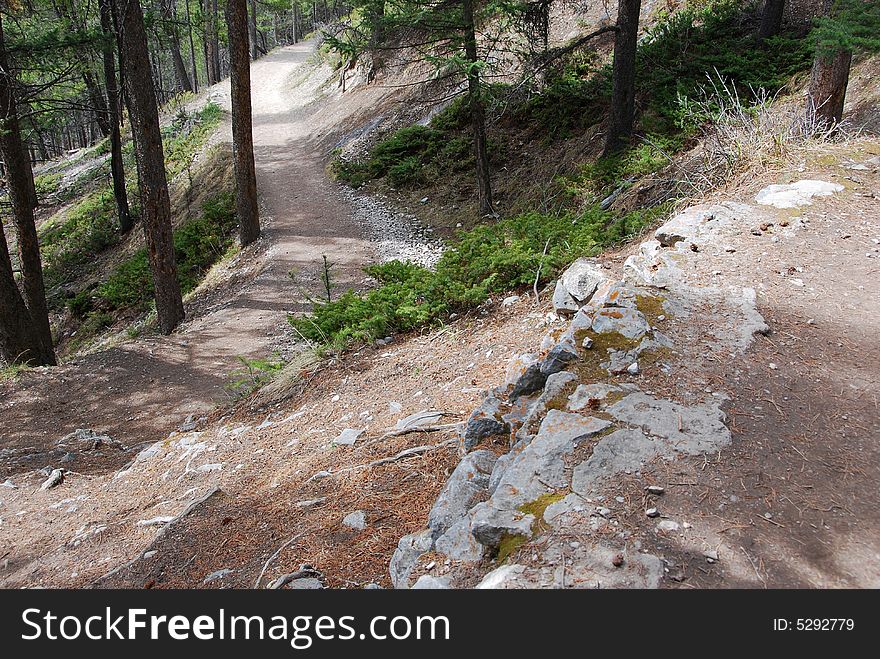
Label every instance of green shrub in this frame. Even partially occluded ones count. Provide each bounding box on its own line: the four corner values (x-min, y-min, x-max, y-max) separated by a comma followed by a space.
96, 192, 236, 312
290, 203, 667, 349
41, 188, 119, 288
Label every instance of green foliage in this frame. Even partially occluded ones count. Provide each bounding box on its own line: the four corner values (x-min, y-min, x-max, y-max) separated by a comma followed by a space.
162, 102, 224, 179
226, 355, 285, 398
333, 123, 474, 188
526, 0, 814, 139
33, 173, 62, 198
290, 203, 667, 349
41, 188, 119, 288
573, 133, 683, 194
812, 0, 880, 58
94, 192, 237, 313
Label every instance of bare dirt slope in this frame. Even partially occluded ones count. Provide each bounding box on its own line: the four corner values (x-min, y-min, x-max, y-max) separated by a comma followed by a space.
1, 141, 877, 590
0, 42, 404, 477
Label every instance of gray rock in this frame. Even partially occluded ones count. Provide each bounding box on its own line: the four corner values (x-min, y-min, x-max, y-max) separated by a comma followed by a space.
473, 411, 611, 550
516, 371, 578, 441
552, 258, 606, 315
755, 180, 843, 208
567, 383, 622, 411
333, 428, 364, 446
59, 428, 121, 451
461, 397, 509, 450
590, 306, 650, 340
539, 336, 579, 375
509, 360, 548, 402
411, 575, 450, 589
572, 429, 665, 496
470, 503, 535, 549
656, 520, 680, 533
475, 564, 527, 589
389, 529, 434, 589
606, 392, 731, 454
435, 515, 485, 562
396, 410, 444, 430
285, 577, 324, 590
363, 583, 384, 589
552, 279, 579, 315
428, 450, 496, 536
342, 510, 367, 531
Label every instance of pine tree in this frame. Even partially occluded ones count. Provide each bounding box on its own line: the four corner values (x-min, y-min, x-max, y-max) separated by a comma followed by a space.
115, 0, 186, 333
226, 0, 261, 246
605, 0, 641, 155
807, 0, 880, 129
0, 14, 56, 366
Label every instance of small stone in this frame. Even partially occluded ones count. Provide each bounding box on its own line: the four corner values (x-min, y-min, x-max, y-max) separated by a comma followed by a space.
501, 295, 520, 307
645, 507, 660, 518
419, 197, 429, 204
627, 362, 640, 375
582, 337, 594, 349
768, 363, 778, 370
703, 550, 719, 563
656, 520, 680, 533
597, 506, 612, 518
611, 553, 625, 567
342, 510, 367, 531
333, 428, 364, 445
615, 496, 625, 503
143, 551, 157, 559
645, 485, 665, 495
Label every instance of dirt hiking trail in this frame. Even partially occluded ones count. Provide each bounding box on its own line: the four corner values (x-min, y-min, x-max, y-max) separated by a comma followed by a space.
0, 42, 386, 476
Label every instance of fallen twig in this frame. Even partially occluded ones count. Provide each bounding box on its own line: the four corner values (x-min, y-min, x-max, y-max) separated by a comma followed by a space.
254, 533, 304, 589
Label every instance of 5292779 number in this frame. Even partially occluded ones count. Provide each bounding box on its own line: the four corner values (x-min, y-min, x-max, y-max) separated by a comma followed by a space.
774, 619, 855, 631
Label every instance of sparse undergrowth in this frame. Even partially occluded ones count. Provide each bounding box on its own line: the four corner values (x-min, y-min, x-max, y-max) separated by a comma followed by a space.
290, 202, 667, 349
68, 192, 237, 327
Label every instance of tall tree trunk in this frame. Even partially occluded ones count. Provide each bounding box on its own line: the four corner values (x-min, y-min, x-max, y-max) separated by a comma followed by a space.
115, 0, 185, 334
161, 0, 194, 93
249, 0, 258, 60
807, 47, 851, 129
185, 0, 199, 92
462, 0, 493, 216
83, 70, 111, 137
99, 0, 133, 233
0, 223, 44, 365
806, 0, 852, 131
0, 16, 56, 366
758, 0, 785, 42
605, 0, 641, 156
226, 0, 261, 246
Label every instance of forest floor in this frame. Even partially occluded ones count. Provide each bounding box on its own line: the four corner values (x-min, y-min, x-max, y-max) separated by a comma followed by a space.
0, 41, 878, 590
0, 41, 419, 478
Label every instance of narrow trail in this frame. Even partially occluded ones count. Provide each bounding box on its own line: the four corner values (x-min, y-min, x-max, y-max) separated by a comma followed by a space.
0, 43, 379, 474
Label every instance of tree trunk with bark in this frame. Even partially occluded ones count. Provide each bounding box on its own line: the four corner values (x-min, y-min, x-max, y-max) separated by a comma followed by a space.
605, 0, 641, 156
807, 46, 851, 128
758, 0, 785, 42
0, 16, 56, 365
99, 0, 133, 233
462, 0, 493, 216
0, 223, 44, 365
116, 0, 185, 334
226, 0, 261, 245
249, 0, 258, 60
